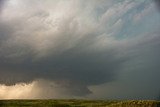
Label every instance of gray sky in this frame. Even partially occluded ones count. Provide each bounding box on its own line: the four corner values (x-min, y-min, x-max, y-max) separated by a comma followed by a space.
0, 0, 5, 11
0, 0, 160, 99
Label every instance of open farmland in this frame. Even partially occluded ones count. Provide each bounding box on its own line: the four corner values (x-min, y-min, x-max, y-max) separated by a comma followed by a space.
0, 100, 159, 107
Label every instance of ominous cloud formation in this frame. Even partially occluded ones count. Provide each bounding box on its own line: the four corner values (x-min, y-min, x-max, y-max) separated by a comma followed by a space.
0, 0, 160, 99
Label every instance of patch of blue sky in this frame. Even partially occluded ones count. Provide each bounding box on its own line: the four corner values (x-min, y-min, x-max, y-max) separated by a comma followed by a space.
114, 0, 160, 40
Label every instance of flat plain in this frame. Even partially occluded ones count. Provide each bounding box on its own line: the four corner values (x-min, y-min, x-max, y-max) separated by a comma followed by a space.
0, 100, 160, 107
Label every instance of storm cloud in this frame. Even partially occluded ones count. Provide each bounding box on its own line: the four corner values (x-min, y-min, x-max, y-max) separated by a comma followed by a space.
154, 0, 160, 11
0, 0, 5, 11
0, 0, 160, 99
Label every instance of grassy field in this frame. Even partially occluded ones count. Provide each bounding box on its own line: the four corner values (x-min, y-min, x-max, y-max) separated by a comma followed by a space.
0, 100, 159, 107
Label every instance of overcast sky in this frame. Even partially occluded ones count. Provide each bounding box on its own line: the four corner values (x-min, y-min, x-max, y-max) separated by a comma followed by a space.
0, 0, 160, 99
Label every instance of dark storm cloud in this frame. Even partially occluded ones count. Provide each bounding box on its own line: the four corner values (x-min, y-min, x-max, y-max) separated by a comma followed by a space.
154, 0, 160, 10
158, 93, 160, 100
0, 0, 128, 96
0, 0, 160, 98
87, 32, 160, 99
0, 25, 126, 95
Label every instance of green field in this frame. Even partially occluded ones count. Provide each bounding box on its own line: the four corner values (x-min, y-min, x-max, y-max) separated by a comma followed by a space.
0, 100, 159, 107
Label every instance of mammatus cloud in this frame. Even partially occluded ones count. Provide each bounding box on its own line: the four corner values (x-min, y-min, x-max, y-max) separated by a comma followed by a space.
0, 0, 160, 99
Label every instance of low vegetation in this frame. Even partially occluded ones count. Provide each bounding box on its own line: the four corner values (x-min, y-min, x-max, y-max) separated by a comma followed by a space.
0, 99, 159, 107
